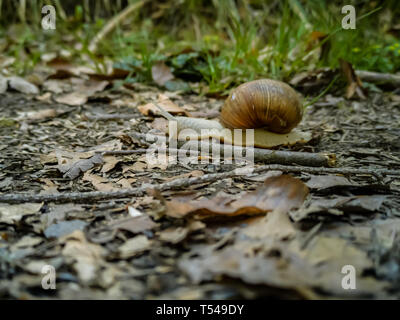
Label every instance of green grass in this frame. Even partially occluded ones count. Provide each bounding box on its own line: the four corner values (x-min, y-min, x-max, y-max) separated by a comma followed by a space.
1, 0, 400, 94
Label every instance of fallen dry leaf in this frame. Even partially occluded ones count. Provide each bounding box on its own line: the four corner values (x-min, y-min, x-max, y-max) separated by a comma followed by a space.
128, 206, 142, 217
117, 178, 135, 188
241, 210, 296, 240
340, 59, 366, 100
150, 117, 169, 133
54, 79, 108, 106
42, 203, 84, 227
123, 161, 147, 173
138, 94, 189, 116
56, 150, 103, 179
179, 236, 386, 298
42, 79, 70, 94
118, 235, 152, 259
55, 91, 88, 105
0, 203, 43, 224
165, 175, 309, 219
35, 92, 52, 102
108, 215, 157, 234
158, 227, 189, 244
50, 141, 122, 178
47, 57, 95, 79
39, 178, 59, 194
101, 155, 120, 173
83, 171, 117, 192
305, 175, 353, 189
10, 235, 43, 251
290, 195, 387, 221
61, 230, 106, 283
151, 61, 174, 86
158, 220, 205, 244
298, 236, 371, 269
44, 220, 88, 239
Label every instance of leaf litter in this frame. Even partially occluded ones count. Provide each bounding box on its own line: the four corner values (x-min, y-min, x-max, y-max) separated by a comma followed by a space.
1, 64, 400, 299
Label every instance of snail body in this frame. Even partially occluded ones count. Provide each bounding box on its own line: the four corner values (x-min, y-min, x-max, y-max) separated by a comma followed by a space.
156, 79, 310, 148
220, 79, 303, 134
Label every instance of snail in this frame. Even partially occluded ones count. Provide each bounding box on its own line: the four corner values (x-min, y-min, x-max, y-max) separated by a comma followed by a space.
220, 79, 303, 134
156, 79, 310, 148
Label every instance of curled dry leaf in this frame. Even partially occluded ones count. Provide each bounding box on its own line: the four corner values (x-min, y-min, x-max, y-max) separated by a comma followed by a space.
118, 235, 152, 259
340, 59, 366, 100
165, 175, 309, 219
54, 79, 108, 106
138, 94, 189, 116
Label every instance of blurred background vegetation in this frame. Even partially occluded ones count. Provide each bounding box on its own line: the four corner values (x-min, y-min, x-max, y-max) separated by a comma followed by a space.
0, 0, 399, 94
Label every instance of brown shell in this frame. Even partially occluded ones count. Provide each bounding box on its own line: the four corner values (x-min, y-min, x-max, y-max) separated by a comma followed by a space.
220, 79, 303, 134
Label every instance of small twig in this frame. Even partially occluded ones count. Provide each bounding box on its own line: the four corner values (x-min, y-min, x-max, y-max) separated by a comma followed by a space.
356, 70, 400, 86
84, 114, 136, 121
300, 222, 323, 250
100, 147, 201, 157
130, 131, 336, 167
89, 0, 147, 53
0, 164, 398, 204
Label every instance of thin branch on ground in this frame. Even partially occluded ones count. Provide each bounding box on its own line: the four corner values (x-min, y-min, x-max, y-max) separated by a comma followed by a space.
130, 131, 336, 167
0, 164, 398, 204
356, 70, 400, 86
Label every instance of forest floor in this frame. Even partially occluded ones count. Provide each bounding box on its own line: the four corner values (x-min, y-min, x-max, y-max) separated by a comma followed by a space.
0, 81, 400, 299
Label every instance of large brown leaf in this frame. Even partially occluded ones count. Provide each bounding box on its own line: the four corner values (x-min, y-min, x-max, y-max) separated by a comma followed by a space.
165, 175, 309, 219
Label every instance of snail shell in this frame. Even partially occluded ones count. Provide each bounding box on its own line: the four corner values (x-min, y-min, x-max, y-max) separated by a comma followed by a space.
220, 79, 303, 134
